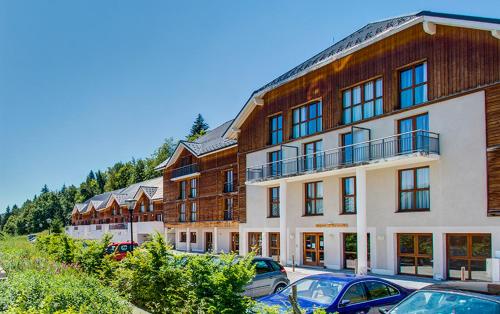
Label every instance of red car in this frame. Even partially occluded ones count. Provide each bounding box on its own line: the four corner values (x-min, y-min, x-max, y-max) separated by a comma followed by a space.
106, 241, 138, 261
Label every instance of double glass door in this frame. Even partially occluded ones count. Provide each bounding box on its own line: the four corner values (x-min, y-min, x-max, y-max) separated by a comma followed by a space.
398, 114, 429, 153
303, 233, 324, 266
447, 234, 491, 280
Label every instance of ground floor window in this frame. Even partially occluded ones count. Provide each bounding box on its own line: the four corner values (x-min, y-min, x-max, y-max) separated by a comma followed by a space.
397, 233, 433, 277
269, 232, 280, 260
180, 232, 187, 243
190, 232, 197, 243
343, 233, 370, 269
446, 233, 491, 280
231, 232, 239, 253
248, 232, 262, 255
303, 233, 324, 266
205, 232, 213, 252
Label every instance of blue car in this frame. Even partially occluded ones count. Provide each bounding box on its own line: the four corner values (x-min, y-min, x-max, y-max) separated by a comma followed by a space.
257, 273, 412, 313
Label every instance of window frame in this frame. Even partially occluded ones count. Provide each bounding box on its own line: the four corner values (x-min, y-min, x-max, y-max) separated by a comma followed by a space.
269, 113, 283, 145
268, 232, 280, 259
446, 233, 492, 280
179, 203, 186, 222
180, 232, 187, 243
268, 187, 280, 218
248, 232, 262, 255
179, 181, 187, 199
190, 202, 197, 222
190, 178, 197, 198
398, 166, 430, 212
341, 176, 356, 214
268, 150, 283, 177
292, 100, 323, 139
224, 169, 234, 193
304, 181, 324, 216
342, 77, 383, 124
224, 198, 234, 221
399, 62, 428, 109
190, 232, 197, 244
303, 140, 323, 171
397, 233, 433, 277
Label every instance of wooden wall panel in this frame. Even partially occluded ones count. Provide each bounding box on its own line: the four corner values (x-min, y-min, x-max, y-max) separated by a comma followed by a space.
486, 84, 500, 216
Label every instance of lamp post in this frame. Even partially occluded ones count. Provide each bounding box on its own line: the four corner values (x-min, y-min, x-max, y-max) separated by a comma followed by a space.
125, 199, 137, 251
46, 218, 52, 235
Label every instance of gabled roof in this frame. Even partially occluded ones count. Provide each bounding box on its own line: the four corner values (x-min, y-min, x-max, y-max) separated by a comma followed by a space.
224, 11, 500, 139
155, 120, 237, 171
73, 177, 163, 214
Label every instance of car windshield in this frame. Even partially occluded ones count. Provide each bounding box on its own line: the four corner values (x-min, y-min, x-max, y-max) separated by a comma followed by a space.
279, 278, 344, 305
105, 245, 116, 254
390, 290, 500, 314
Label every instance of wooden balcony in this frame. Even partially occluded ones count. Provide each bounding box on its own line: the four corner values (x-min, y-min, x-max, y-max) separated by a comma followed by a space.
171, 163, 200, 180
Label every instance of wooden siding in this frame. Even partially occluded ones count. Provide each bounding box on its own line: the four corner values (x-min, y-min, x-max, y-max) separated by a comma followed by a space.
486, 84, 500, 216
238, 24, 499, 154
163, 146, 240, 226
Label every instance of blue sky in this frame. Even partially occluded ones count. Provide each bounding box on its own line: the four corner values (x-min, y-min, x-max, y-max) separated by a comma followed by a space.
0, 0, 497, 211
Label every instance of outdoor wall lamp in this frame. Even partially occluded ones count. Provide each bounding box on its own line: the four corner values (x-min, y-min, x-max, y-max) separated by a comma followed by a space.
124, 198, 137, 251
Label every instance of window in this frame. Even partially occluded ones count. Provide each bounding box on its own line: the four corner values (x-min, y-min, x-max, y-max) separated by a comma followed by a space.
190, 203, 197, 222
365, 281, 399, 300
180, 232, 187, 243
342, 78, 383, 124
140, 203, 145, 213
399, 167, 430, 211
179, 181, 187, 199
292, 101, 322, 138
190, 232, 197, 243
342, 283, 368, 305
447, 234, 491, 280
343, 233, 371, 269
400, 62, 427, 108
248, 232, 262, 255
231, 232, 239, 253
304, 140, 323, 171
179, 203, 186, 222
224, 198, 233, 220
342, 177, 356, 214
268, 150, 282, 177
224, 169, 234, 193
341, 132, 353, 164
253, 260, 273, 275
269, 233, 280, 258
269, 114, 283, 145
269, 187, 280, 218
156, 213, 163, 222
190, 178, 197, 198
398, 114, 429, 153
149, 202, 154, 212
398, 233, 433, 276
305, 182, 323, 215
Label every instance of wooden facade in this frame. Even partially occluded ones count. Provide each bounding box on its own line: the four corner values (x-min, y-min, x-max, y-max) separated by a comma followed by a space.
163, 146, 240, 227
486, 84, 500, 216
236, 23, 500, 216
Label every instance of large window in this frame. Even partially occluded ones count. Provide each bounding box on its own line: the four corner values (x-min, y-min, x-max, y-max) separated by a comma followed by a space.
179, 181, 187, 199
269, 232, 280, 259
149, 201, 154, 212
292, 101, 322, 138
190, 203, 197, 222
224, 198, 234, 220
304, 140, 323, 171
180, 232, 187, 243
248, 232, 262, 255
268, 150, 282, 177
447, 234, 491, 280
305, 182, 323, 215
269, 114, 283, 145
399, 167, 430, 211
190, 232, 197, 243
190, 178, 197, 198
397, 233, 433, 276
269, 187, 280, 218
342, 177, 356, 214
400, 62, 428, 108
179, 203, 186, 222
341, 132, 353, 164
224, 169, 234, 193
342, 78, 383, 124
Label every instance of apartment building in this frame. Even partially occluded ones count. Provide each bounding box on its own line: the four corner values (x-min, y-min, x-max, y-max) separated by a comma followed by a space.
68, 177, 165, 244
224, 11, 500, 280
156, 120, 241, 253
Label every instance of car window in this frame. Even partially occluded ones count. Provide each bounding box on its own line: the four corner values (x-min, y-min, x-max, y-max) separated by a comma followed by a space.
253, 260, 273, 274
365, 281, 398, 300
281, 278, 344, 306
270, 261, 282, 271
118, 244, 129, 252
342, 283, 368, 305
389, 291, 500, 314
105, 245, 116, 254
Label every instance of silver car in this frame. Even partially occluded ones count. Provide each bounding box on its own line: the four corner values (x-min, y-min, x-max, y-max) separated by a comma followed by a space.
245, 257, 290, 298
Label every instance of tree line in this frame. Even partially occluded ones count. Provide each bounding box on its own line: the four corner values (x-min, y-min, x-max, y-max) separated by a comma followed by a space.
0, 114, 209, 235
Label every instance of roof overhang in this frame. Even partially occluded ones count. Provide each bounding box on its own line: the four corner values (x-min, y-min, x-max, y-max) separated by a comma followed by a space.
223, 14, 500, 140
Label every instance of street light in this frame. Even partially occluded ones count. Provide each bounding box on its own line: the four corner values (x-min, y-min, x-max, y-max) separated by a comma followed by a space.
124, 199, 137, 251
46, 218, 52, 235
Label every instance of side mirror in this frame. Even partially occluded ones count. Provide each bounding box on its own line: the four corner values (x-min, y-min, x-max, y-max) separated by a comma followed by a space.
340, 299, 351, 307
378, 308, 389, 314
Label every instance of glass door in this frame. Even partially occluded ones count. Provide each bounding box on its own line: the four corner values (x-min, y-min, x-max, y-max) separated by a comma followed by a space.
205, 232, 213, 252
447, 234, 491, 280
343, 233, 371, 269
230, 232, 239, 254
303, 233, 324, 266
398, 114, 429, 153
397, 233, 433, 277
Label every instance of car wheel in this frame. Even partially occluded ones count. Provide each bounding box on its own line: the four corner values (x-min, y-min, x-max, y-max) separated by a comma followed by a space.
274, 283, 286, 293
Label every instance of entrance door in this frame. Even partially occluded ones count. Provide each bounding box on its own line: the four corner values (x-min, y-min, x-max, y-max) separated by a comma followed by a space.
230, 232, 239, 253
446, 234, 491, 280
343, 233, 371, 269
303, 233, 324, 266
205, 232, 213, 252
397, 233, 433, 277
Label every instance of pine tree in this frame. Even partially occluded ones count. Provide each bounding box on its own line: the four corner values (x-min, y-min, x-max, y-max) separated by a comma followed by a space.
95, 170, 106, 193
41, 184, 49, 194
187, 114, 209, 141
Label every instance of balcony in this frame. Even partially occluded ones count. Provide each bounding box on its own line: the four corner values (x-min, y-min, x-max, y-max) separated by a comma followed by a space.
171, 163, 200, 180
246, 130, 440, 183
223, 182, 236, 193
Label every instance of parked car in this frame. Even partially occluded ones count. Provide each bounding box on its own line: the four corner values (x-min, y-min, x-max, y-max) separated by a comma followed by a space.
244, 257, 289, 298
379, 281, 500, 314
105, 241, 138, 261
257, 273, 412, 313
27, 234, 37, 242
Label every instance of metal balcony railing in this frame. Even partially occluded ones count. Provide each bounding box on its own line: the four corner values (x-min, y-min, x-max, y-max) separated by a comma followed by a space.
246, 130, 439, 182
172, 163, 199, 179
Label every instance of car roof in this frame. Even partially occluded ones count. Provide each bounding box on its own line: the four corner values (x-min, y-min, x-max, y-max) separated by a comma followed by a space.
299, 273, 386, 283
423, 282, 500, 299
